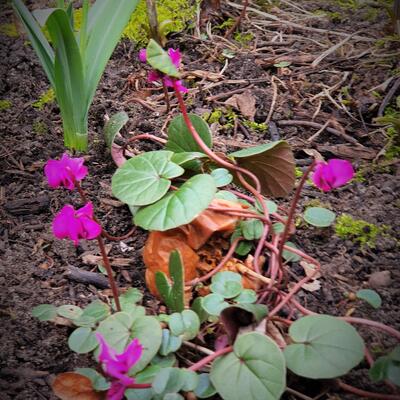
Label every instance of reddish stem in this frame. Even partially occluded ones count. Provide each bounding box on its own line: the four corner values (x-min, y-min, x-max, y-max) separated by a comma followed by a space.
127, 134, 167, 145
97, 236, 121, 312
336, 380, 400, 399
277, 160, 316, 266
126, 383, 152, 389
188, 346, 233, 371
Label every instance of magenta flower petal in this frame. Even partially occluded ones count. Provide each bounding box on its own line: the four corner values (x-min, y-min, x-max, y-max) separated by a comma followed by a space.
168, 48, 181, 68
52, 203, 101, 246
115, 338, 143, 367
163, 77, 188, 93
107, 381, 128, 400
148, 70, 161, 82
96, 333, 116, 364
44, 153, 87, 190
312, 159, 354, 192
138, 49, 147, 63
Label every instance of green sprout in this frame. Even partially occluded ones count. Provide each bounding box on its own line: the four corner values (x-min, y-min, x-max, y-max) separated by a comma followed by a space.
32, 88, 55, 110
0, 100, 12, 111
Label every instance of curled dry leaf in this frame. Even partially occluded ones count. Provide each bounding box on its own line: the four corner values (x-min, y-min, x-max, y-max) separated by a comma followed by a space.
143, 199, 248, 297
224, 90, 257, 120
52, 372, 104, 400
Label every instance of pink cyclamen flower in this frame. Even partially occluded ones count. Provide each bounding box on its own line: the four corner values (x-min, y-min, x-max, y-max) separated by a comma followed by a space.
138, 48, 187, 93
312, 159, 354, 192
52, 203, 101, 246
96, 333, 143, 400
44, 153, 88, 190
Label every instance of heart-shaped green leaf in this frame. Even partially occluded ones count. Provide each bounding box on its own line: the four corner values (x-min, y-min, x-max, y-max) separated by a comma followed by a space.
215, 190, 238, 202
104, 111, 128, 148
166, 114, 212, 153
32, 304, 57, 321
233, 289, 257, 304
57, 305, 83, 320
112, 151, 184, 206
304, 207, 336, 227
68, 327, 98, 354
369, 346, 400, 386
210, 271, 243, 299
168, 310, 200, 340
230, 141, 295, 197
152, 367, 198, 395
194, 373, 217, 399
159, 329, 182, 356
284, 315, 365, 379
146, 39, 180, 77
202, 294, 229, 316
210, 332, 286, 400
134, 174, 216, 231
356, 289, 382, 309
240, 219, 264, 240
211, 168, 233, 187
75, 368, 110, 391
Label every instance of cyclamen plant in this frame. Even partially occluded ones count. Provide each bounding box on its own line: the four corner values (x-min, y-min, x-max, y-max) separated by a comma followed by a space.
35, 40, 400, 400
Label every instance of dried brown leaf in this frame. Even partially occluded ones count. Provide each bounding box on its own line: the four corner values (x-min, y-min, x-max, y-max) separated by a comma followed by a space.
224, 90, 257, 120
52, 372, 104, 400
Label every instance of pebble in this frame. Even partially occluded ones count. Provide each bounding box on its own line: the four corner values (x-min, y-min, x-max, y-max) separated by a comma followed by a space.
369, 270, 391, 288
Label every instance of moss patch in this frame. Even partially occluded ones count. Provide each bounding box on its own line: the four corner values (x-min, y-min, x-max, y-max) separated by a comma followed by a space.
335, 214, 387, 247
33, 121, 48, 135
32, 88, 55, 110
0, 100, 12, 111
0, 23, 18, 38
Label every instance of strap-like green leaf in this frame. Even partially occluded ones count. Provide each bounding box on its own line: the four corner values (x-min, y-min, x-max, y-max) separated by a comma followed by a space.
46, 9, 87, 150
12, 0, 55, 87
84, 0, 140, 112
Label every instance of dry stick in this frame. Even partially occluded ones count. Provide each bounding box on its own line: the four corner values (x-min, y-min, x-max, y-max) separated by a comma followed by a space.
307, 119, 331, 142
265, 76, 278, 124
311, 31, 361, 68
183, 341, 214, 356
126, 133, 167, 145
277, 119, 360, 146
378, 77, 400, 117
336, 380, 400, 400
145, 0, 161, 45
225, 0, 250, 38
227, 1, 375, 42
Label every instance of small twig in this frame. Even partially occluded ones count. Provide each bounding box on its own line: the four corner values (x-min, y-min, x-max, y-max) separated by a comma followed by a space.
183, 341, 214, 356
336, 380, 400, 399
378, 77, 400, 117
265, 76, 278, 124
225, 0, 250, 38
307, 119, 331, 142
285, 387, 314, 400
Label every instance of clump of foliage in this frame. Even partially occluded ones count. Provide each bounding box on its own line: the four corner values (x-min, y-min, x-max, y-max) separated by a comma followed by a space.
335, 214, 387, 247
0, 99, 12, 111
122, 0, 197, 46
243, 120, 268, 134
32, 88, 55, 110
33, 120, 47, 135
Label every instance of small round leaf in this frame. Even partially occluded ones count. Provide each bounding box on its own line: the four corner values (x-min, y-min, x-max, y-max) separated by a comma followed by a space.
210, 168, 233, 187
68, 327, 98, 354
202, 294, 229, 316
304, 207, 336, 227
57, 305, 83, 320
168, 310, 200, 340
356, 289, 382, 309
210, 271, 243, 298
32, 304, 57, 321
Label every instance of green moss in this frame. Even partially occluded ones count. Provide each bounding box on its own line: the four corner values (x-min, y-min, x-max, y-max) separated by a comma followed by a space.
0, 23, 18, 38
312, 10, 344, 22
203, 109, 223, 124
215, 18, 235, 31
335, 214, 387, 247
242, 120, 268, 134
122, 0, 197, 46
33, 88, 55, 110
354, 169, 367, 183
233, 31, 254, 46
295, 167, 303, 179
0, 100, 12, 111
32, 121, 48, 135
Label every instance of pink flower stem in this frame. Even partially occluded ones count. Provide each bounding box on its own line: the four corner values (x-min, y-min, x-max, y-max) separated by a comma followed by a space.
228, 190, 255, 203
336, 380, 400, 399
126, 134, 167, 145
126, 383, 152, 389
186, 238, 241, 285
277, 160, 316, 267
73, 181, 121, 312
188, 346, 233, 371
291, 298, 400, 341
97, 235, 121, 312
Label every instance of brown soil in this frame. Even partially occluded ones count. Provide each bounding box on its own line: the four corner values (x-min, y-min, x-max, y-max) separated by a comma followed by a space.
0, 1, 399, 399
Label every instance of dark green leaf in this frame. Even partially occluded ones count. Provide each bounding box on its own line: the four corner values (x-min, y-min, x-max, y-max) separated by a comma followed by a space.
210, 271, 243, 299
146, 39, 179, 77
134, 174, 216, 231
68, 327, 98, 354
284, 315, 365, 379
230, 141, 295, 197
32, 304, 57, 321
210, 332, 286, 400
166, 114, 212, 153
191, 297, 209, 323
104, 111, 128, 148
112, 151, 184, 206
356, 289, 382, 309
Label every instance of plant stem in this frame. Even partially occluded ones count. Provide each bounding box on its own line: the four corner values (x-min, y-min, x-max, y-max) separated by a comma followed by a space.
336, 380, 400, 399
277, 160, 316, 266
188, 346, 233, 371
162, 80, 171, 112
97, 235, 121, 312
